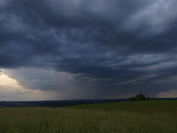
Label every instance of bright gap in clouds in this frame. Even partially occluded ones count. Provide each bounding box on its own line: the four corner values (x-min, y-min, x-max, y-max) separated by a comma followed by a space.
0, 71, 22, 88
0, 69, 57, 101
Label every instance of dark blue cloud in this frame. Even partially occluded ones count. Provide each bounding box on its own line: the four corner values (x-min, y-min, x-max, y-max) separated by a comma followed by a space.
1, 0, 177, 98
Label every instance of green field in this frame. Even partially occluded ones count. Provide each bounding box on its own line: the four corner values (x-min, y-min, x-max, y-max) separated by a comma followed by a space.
0, 100, 177, 133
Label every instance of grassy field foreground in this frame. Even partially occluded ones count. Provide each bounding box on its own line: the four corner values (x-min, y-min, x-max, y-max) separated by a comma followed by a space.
0, 100, 177, 133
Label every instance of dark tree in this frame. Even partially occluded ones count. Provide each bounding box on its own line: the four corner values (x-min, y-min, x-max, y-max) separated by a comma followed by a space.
129, 93, 150, 101
135, 93, 146, 100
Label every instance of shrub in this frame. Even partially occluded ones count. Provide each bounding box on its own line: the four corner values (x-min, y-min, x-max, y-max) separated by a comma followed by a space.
129, 93, 150, 101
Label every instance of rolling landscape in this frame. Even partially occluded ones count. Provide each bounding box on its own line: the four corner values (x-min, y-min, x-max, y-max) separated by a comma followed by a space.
1, 0, 177, 132
0, 99, 177, 133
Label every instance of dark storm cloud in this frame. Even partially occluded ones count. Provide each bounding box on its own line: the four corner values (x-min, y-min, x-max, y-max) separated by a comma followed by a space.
1, 0, 177, 97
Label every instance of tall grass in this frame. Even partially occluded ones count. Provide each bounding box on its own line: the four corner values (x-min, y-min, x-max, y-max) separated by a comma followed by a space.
0, 100, 177, 133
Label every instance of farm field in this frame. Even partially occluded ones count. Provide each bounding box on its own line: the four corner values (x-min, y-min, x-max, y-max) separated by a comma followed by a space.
0, 100, 177, 133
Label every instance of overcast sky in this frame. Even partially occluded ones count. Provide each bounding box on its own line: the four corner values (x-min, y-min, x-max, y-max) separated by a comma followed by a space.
1, 0, 177, 101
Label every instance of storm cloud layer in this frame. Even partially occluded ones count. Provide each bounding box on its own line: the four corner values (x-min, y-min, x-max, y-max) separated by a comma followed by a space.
1, 0, 177, 99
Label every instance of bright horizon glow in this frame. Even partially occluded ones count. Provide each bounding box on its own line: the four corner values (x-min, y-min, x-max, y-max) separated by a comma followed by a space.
0, 70, 58, 101
0, 70, 22, 89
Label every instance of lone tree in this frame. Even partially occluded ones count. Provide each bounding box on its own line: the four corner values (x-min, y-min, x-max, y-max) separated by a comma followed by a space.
129, 93, 150, 101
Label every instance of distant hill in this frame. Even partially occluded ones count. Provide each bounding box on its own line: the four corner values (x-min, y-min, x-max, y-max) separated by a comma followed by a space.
0, 99, 128, 107
1, 98, 176, 107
